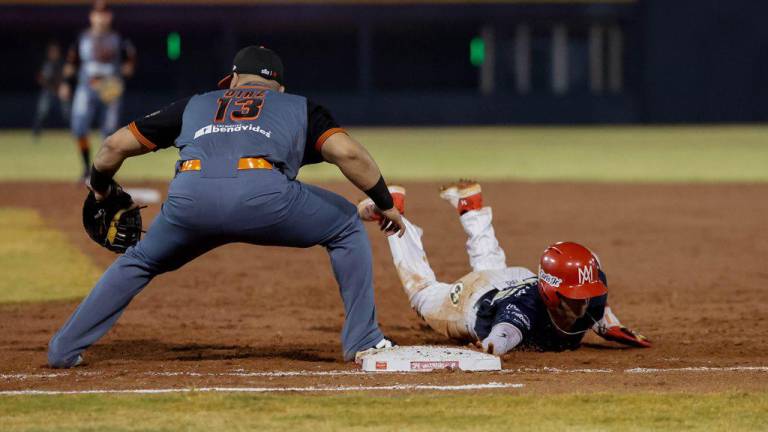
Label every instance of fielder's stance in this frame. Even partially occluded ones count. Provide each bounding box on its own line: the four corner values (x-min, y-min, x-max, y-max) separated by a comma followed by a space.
48, 46, 403, 368
359, 181, 650, 354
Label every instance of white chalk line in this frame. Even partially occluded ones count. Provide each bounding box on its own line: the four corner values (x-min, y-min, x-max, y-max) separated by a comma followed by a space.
0, 371, 101, 380
2, 365, 766, 382
0, 382, 522, 396
147, 370, 368, 378
135, 365, 768, 377
505, 367, 613, 374
506, 366, 768, 374
625, 366, 768, 374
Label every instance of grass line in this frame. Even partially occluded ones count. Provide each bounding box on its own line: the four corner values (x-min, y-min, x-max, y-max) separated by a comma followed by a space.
0, 392, 766, 431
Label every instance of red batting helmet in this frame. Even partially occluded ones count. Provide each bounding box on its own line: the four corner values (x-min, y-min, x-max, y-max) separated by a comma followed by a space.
537, 241, 607, 310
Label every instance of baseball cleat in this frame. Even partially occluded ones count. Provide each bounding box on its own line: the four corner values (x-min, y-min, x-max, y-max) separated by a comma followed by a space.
439, 179, 483, 215
357, 185, 406, 222
355, 337, 396, 364
51, 354, 84, 369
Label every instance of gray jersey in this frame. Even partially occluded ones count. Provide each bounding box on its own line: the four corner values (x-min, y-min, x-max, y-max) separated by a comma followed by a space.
72, 30, 133, 84
128, 83, 343, 180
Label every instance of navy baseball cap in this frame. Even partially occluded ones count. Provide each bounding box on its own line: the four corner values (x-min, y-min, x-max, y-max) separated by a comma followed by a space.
217, 46, 284, 89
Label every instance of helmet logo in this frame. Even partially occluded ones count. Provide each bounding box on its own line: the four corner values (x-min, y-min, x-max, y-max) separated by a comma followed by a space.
538, 269, 562, 287
578, 265, 594, 284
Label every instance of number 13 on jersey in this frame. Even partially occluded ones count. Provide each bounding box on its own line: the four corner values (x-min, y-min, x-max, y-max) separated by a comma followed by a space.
215, 90, 265, 123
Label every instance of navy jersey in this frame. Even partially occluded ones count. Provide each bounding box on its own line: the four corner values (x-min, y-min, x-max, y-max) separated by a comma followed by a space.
474, 275, 607, 351
127, 84, 342, 179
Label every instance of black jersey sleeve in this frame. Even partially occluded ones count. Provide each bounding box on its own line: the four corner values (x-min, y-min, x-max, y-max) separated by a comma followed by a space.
303, 100, 346, 165
492, 285, 540, 338
127, 97, 191, 151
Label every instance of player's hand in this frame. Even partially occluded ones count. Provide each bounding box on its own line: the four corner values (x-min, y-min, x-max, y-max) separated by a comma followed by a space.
598, 325, 652, 348
377, 207, 405, 237
121, 63, 135, 78
90, 184, 113, 202
82, 183, 142, 253
466, 341, 483, 352
58, 83, 71, 101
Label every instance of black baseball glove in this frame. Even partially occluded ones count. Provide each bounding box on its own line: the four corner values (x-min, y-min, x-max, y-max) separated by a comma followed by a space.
82, 184, 142, 253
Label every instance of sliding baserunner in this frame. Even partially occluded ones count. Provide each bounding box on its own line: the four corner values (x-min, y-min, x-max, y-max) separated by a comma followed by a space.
358, 181, 650, 355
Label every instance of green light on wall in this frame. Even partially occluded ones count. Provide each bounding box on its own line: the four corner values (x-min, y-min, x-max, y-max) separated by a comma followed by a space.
470, 37, 484, 67
167, 32, 181, 61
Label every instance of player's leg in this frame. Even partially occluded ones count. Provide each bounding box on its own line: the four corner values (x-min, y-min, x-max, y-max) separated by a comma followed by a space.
47, 211, 221, 368
237, 180, 386, 361
385, 217, 441, 306
384, 216, 475, 339
440, 180, 506, 272
70, 86, 96, 179
357, 187, 443, 309
58, 91, 71, 122
358, 187, 475, 340
100, 97, 120, 137
32, 90, 52, 138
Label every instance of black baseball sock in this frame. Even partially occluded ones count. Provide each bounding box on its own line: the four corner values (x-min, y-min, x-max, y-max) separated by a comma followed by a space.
78, 137, 90, 177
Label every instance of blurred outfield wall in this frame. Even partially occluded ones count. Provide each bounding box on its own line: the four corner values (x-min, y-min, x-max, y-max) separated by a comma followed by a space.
1, 0, 767, 127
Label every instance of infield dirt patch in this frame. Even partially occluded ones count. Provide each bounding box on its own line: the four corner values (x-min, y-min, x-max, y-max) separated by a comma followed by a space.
1, 181, 766, 394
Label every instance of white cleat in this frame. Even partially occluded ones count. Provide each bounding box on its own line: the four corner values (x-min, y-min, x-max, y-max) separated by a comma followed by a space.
354, 337, 395, 364
439, 180, 483, 214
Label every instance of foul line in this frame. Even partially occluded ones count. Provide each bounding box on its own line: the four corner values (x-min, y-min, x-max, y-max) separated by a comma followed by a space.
146, 370, 367, 378
505, 367, 613, 374
135, 365, 768, 376
2, 365, 767, 382
625, 366, 768, 374
0, 382, 522, 396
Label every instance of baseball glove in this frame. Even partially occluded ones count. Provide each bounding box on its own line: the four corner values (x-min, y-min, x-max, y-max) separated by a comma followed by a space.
82, 185, 142, 253
94, 76, 124, 104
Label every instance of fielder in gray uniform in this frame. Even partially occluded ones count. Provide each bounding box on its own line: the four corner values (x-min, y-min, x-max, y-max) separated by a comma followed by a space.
48, 45, 403, 368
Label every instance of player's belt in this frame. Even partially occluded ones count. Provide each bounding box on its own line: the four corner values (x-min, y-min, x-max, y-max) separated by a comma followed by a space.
178, 157, 273, 172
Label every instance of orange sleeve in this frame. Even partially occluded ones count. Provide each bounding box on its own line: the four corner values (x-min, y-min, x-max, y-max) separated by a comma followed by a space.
127, 121, 157, 150
315, 127, 347, 152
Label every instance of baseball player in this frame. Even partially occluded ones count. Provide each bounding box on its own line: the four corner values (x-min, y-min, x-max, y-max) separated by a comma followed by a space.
32, 42, 70, 138
47, 45, 403, 368
60, 1, 136, 180
358, 181, 650, 355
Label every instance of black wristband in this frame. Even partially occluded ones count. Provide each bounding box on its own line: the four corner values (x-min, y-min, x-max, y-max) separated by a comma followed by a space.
364, 175, 394, 211
89, 165, 114, 195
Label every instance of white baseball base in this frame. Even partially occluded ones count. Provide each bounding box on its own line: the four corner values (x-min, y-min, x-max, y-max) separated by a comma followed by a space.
124, 188, 162, 204
359, 346, 501, 372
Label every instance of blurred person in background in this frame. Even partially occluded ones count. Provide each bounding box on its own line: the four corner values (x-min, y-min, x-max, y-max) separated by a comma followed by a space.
60, 0, 136, 181
32, 42, 70, 139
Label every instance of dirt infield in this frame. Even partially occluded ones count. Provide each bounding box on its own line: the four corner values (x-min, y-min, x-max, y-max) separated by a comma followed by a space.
1, 181, 767, 394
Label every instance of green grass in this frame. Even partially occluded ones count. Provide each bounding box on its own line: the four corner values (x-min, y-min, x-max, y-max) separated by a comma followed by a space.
0, 392, 766, 431
4, 126, 768, 182
0, 208, 100, 303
